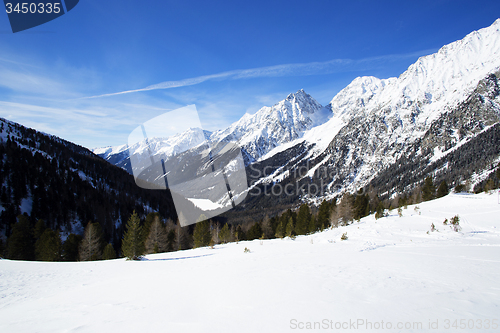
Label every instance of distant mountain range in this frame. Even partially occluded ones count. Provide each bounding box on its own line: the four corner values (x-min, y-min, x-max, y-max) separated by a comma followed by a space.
94, 19, 500, 220
2, 19, 499, 230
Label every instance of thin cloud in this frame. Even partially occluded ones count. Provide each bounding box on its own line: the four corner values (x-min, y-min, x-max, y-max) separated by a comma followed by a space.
83, 50, 434, 99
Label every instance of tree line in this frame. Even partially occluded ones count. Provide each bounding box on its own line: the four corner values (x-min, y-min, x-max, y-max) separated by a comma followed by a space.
2, 159, 499, 261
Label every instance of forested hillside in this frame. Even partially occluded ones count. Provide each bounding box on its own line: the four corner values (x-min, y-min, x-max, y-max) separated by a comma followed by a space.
0, 118, 179, 259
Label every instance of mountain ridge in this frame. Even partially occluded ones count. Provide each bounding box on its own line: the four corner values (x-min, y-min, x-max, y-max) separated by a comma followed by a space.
88, 19, 500, 215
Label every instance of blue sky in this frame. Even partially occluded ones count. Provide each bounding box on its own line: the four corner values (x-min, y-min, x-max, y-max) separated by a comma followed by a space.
0, 0, 499, 149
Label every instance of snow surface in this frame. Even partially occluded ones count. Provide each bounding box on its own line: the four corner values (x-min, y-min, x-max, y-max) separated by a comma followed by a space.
1, 192, 499, 332
187, 197, 224, 210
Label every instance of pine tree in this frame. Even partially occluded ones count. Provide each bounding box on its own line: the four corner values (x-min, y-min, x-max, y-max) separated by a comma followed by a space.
295, 204, 311, 235
33, 219, 46, 240
174, 221, 189, 250
484, 179, 495, 193
454, 183, 466, 193
145, 215, 168, 254
79, 222, 103, 261
246, 222, 263, 240
422, 176, 436, 201
436, 180, 449, 198
7, 215, 34, 260
62, 233, 82, 261
0, 238, 4, 258
35, 229, 61, 261
374, 202, 385, 220
122, 211, 145, 260
219, 224, 230, 243
261, 215, 273, 239
193, 218, 211, 248
142, 212, 160, 244
353, 191, 369, 220
308, 215, 317, 234
317, 200, 331, 231
102, 243, 116, 260
236, 225, 245, 241
166, 229, 175, 252
275, 219, 284, 239
285, 217, 294, 238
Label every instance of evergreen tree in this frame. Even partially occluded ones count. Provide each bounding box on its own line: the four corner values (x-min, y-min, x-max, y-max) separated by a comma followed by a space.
484, 179, 495, 193
142, 212, 160, 244
317, 200, 331, 231
33, 219, 46, 239
122, 211, 145, 260
246, 222, 263, 240
102, 243, 116, 260
308, 215, 317, 234
295, 204, 311, 235
145, 215, 168, 254
261, 215, 273, 239
219, 224, 230, 243
35, 229, 61, 261
454, 183, 466, 193
193, 215, 211, 248
275, 219, 284, 239
374, 202, 385, 220
7, 215, 34, 260
285, 217, 294, 238
0, 238, 4, 258
236, 225, 246, 241
62, 233, 82, 261
79, 222, 103, 261
166, 229, 175, 252
353, 191, 369, 220
422, 176, 436, 201
436, 180, 449, 198
174, 220, 189, 250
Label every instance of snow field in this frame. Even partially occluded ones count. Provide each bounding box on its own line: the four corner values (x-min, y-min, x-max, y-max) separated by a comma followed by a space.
0, 192, 499, 332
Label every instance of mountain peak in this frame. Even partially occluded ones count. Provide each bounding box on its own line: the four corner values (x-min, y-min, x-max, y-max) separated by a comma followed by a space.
208, 89, 327, 162
286, 88, 308, 101
328, 18, 500, 121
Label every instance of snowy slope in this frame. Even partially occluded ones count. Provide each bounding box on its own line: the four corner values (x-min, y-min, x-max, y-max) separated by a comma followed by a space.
329, 19, 500, 127
209, 89, 330, 162
1, 192, 499, 332
92, 20, 500, 208
256, 19, 500, 198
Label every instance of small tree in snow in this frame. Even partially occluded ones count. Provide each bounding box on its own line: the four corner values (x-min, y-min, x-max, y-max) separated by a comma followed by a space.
122, 211, 145, 260
79, 222, 103, 261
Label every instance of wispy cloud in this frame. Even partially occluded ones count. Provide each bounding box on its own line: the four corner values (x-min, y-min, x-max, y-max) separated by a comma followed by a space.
84, 50, 434, 99
0, 99, 181, 148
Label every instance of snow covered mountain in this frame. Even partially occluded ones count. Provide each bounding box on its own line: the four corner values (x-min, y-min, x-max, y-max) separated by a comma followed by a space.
209, 89, 331, 163
93, 128, 212, 174
239, 18, 500, 214
95, 19, 500, 214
